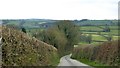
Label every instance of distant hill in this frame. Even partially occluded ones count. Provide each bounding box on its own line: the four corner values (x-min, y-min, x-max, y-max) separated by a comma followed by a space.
2, 19, 57, 29
73, 20, 118, 26
2, 19, 118, 29
2, 26, 59, 66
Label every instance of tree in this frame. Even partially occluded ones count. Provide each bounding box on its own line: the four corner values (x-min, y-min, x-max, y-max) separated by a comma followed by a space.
33, 20, 79, 57
41, 27, 67, 57
87, 34, 92, 44
56, 20, 79, 54
103, 24, 110, 32
21, 27, 26, 33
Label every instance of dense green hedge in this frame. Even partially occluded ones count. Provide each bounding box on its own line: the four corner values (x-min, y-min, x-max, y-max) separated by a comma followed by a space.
72, 40, 119, 66
2, 26, 59, 66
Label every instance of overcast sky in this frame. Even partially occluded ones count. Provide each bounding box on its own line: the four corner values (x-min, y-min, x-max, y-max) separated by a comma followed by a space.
0, 0, 119, 20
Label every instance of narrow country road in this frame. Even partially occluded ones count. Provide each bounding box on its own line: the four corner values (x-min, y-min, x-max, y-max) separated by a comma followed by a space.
57, 54, 93, 68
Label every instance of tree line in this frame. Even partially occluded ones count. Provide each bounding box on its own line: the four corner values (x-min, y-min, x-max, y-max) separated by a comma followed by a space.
33, 20, 80, 57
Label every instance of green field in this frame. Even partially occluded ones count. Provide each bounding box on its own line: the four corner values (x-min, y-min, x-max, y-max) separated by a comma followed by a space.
92, 35, 107, 41
26, 25, 119, 45
79, 25, 119, 45
80, 26, 103, 31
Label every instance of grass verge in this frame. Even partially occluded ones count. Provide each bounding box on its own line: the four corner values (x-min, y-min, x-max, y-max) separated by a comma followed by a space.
71, 58, 118, 68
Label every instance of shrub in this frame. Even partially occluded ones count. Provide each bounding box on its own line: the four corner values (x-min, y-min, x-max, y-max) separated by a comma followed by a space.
72, 40, 119, 66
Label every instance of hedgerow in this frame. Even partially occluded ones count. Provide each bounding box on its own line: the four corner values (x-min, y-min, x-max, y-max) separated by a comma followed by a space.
2, 26, 59, 66
72, 40, 119, 66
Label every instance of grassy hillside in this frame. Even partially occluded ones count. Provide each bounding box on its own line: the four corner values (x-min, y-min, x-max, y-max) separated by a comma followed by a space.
71, 40, 119, 66
80, 26, 119, 36
79, 25, 119, 45
2, 19, 57, 29
75, 20, 118, 26
2, 26, 59, 66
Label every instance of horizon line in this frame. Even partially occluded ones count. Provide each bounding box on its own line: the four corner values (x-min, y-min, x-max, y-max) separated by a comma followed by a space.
0, 18, 118, 20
